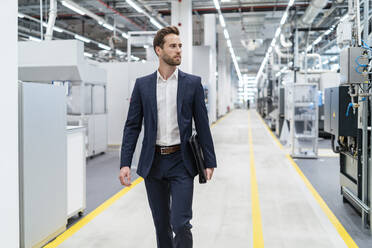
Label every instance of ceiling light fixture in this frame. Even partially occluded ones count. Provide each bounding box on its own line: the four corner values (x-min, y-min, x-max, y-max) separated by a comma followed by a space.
212, 0, 242, 82
227, 39, 232, 48
213, 0, 221, 10
280, 12, 288, 25
98, 43, 111, 51
53, 26, 64, 33
313, 36, 322, 45
256, 0, 294, 83
61, 0, 86, 16
219, 14, 226, 28
223, 29, 230, 40
102, 23, 114, 31
74, 34, 91, 43
29, 36, 41, 42
150, 17, 163, 29
126, 0, 144, 13
84, 52, 93, 58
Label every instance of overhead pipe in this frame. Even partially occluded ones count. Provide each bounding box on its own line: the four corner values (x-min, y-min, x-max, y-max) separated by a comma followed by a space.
280, 33, 293, 48
275, 44, 293, 58
45, 0, 57, 40
299, 0, 328, 27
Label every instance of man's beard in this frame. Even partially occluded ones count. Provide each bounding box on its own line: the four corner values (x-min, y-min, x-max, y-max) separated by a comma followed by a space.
162, 53, 181, 66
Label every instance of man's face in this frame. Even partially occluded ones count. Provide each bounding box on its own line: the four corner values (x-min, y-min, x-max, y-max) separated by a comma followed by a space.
157, 34, 182, 66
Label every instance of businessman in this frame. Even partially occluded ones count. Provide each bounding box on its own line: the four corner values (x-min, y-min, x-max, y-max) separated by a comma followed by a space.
119, 26, 217, 248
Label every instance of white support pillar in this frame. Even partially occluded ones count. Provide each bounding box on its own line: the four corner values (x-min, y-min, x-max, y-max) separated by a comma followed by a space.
217, 26, 232, 116
0, 1, 19, 247
204, 14, 217, 123
171, 0, 192, 73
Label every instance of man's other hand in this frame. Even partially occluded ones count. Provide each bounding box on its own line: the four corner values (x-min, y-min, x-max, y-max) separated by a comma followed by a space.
205, 168, 214, 181
119, 166, 132, 186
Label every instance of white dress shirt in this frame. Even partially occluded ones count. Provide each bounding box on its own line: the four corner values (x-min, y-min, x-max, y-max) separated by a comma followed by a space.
156, 68, 181, 146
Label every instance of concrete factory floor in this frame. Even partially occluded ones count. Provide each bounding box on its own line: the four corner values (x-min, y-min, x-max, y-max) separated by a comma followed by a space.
47, 110, 368, 248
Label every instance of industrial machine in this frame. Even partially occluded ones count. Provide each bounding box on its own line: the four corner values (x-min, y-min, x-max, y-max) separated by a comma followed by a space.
325, 48, 372, 229
324, 3, 372, 229
18, 40, 108, 157
286, 82, 319, 158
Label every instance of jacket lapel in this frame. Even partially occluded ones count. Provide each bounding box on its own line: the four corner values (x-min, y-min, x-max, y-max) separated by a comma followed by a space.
149, 71, 158, 123
177, 69, 186, 121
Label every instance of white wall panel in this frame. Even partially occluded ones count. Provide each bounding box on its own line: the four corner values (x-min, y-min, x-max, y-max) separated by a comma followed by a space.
100, 62, 158, 145
0, 1, 19, 247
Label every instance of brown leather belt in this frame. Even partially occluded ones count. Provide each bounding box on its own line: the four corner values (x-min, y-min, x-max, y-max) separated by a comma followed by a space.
155, 144, 181, 155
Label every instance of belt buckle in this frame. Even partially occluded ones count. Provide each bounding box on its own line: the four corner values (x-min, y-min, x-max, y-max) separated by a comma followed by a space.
160, 147, 168, 155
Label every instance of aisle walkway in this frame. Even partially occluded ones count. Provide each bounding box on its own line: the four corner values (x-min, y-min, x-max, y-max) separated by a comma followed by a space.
51, 110, 353, 248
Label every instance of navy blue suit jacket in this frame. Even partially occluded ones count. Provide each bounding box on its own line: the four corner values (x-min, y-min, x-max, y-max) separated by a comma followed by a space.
120, 69, 217, 178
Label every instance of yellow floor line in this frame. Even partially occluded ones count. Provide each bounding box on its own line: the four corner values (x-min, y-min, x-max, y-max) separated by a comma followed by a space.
255, 111, 358, 248
211, 110, 232, 128
248, 111, 265, 248
44, 178, 144, 248
45, 111, 229, 247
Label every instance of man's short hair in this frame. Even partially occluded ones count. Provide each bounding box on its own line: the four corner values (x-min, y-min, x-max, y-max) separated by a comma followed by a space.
153, 26, 180, 56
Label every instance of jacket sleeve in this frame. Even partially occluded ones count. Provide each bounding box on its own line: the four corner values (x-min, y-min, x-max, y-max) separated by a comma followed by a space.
120, 79, 143, 168
193, 78, 217, 168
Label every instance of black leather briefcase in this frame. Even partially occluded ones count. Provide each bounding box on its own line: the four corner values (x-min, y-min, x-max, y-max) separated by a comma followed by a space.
188, 133, 207, 184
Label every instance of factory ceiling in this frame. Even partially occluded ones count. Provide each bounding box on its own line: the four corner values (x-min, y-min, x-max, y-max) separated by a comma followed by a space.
18, 0, 348, 73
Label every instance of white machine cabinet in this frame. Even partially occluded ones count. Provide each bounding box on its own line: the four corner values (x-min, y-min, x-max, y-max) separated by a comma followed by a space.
19, 82, 67, 248
287, 83, 319, 158
66, 126, 86, 218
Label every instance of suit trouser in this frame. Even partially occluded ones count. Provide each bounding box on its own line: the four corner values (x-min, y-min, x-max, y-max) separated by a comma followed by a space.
145, 150, 194, 248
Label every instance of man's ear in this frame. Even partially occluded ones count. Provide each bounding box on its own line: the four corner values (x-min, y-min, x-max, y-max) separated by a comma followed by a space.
155, 46, 161, 56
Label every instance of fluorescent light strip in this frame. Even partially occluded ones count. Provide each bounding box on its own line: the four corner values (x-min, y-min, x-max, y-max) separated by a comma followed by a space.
29, 36, 41, 42
213, 0, 221, 10
98, 43, 111, 50
131, 55, 140, 61
271, 38, 276, 47
126, 0, 144, 13
116, 49, 125, 55
18, 12, 125, 59
256, 0, 294, 82
61, 0, 86, 16
275, 28, 281, 38
53, 26, 64, 33
150, 17, 163, 29
223, 29, 230, 39
74, 34, 91, 43
313, 36, 322, 45
227, 39, 232, 48
280, 12, 288, 25
219, 14, 226, 28
84, 52, 93, 58
102, 23, 114, 31
213, 0, 242, 82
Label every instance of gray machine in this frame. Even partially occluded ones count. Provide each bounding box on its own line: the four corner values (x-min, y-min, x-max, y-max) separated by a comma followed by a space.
19, 82, 67, 248
325, 46, 372, 230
